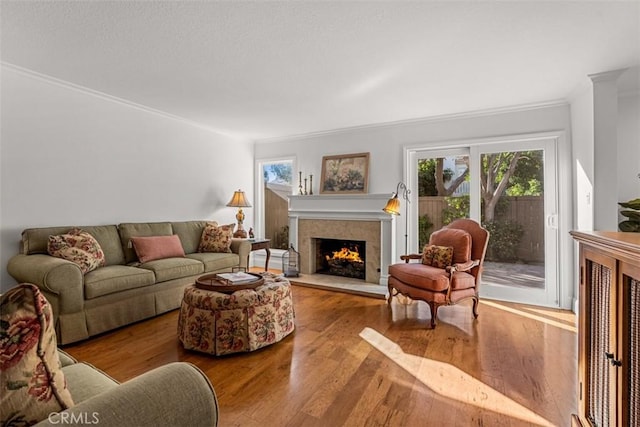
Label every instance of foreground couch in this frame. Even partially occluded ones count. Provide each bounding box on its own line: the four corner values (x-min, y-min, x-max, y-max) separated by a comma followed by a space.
7, 221, 251, 344
1, 283, 218, 427
35, 351, 219, 427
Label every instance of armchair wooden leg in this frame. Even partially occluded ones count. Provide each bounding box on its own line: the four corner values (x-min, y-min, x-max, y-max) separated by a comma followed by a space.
472, 297, 479, 319
387, 284, 394, 306
428, 302, 438, 328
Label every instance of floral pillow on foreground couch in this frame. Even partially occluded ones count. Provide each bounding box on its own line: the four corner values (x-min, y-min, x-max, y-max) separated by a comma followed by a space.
0, 283, 74, 425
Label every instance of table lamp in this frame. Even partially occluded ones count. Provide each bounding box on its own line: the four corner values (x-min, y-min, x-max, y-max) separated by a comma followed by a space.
226, 189, 252, 238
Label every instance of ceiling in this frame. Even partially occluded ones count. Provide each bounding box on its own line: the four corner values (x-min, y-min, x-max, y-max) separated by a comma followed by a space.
2, 1, 639, 141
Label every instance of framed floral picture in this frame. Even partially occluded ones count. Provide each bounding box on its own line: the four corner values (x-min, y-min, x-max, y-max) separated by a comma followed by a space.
320, 152, 370, 194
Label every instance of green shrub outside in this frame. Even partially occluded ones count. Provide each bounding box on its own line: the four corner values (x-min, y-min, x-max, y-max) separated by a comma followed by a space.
418, 214, 434, 249
482, 220, 524, 262
438, 195, 525, 262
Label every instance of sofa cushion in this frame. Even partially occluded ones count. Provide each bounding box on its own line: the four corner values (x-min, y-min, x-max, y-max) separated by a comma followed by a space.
118, 222, 173, 263
131, 235, 186, 263
0, 284, 75, 426
81, 225, 126, 266
171, 221, 210, 254
47, 229, 106, 274
20, 225, 125, 265
198, 223, 234, 253
84, 265, 156, 299
21, 226, 75, 255
138, 258, 204, 282
186, 252, 240, 272
429, 228, 472, 264
421, 244, 454, 269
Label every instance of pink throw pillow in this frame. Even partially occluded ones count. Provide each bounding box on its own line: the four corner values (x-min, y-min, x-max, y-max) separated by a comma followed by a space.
131, 235, 186, 263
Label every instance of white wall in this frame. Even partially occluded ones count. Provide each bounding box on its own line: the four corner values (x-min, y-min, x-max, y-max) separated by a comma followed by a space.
570, 86, 595, 232
255, 103, 575, 308
256, 104, 572, 194
570, 72, 640, 232
618, 92, 640, 202
569, 71, 639, 312
0, 67, 254, 292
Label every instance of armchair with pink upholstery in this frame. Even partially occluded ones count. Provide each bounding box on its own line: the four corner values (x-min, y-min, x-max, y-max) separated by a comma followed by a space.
387, 219, 489, 328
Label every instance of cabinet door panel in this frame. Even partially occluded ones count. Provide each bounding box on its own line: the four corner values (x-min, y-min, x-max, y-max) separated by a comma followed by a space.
585, 258, 614, 426
620, 263, 640, 427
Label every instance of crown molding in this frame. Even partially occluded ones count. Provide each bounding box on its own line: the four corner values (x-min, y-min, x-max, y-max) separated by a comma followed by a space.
3, 61, 576, 145
1, 61, 241, 139
254, 99, 569, 144
588, 68, 627, 83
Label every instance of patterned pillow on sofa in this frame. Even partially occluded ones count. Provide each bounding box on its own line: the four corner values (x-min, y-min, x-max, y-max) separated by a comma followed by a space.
421, 244, 454, 269
198, 223, 235, 253
47, 228, 106, 274
0, 283, 75, 426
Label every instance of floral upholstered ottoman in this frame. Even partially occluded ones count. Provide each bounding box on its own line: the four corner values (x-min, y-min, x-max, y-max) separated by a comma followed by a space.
177, 273, 295, 356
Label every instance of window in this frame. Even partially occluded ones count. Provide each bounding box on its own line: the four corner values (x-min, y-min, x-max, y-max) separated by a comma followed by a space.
256, 159, 294, 249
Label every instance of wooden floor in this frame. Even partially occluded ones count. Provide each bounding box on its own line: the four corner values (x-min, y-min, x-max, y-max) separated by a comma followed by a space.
64, 284, 577, 427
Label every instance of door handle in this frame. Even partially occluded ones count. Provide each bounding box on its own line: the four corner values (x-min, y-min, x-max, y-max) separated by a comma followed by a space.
605, 352, 622, 367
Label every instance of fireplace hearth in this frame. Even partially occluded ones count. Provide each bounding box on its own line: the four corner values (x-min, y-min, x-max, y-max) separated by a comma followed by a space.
315, 238, 366, 280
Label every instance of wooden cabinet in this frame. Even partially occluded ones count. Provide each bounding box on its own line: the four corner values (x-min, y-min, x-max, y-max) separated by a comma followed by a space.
570, 231, 640, 427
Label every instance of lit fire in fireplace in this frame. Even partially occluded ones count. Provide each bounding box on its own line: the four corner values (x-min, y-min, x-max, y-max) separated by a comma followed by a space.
327, 247, 364, 263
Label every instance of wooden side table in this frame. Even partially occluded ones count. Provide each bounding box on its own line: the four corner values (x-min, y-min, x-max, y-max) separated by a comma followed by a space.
249, 239, 271, 271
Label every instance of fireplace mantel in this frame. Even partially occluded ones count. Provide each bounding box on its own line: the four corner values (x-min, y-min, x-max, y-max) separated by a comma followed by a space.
288, 194, 396, 285
289, 194, 392, 220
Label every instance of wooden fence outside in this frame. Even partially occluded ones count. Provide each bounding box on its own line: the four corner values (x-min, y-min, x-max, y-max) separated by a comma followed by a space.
265, 191, 544, 262
265, 187, 290, 249
419, 195, 544, 263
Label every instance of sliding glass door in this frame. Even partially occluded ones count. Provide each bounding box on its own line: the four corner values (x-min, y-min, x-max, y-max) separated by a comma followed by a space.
409, 138, 559, 307
474, 140, 558, 306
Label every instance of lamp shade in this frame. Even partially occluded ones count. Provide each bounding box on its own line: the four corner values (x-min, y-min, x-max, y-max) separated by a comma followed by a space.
382, 195, 401, 215
226, 190, 252, 208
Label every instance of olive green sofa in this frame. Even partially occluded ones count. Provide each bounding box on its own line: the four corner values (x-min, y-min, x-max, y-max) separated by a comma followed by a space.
35, 350, 219, 427
7, 221, 252, 345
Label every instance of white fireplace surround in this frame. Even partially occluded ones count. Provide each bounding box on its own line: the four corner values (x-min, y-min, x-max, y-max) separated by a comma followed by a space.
288, 194, 396, 286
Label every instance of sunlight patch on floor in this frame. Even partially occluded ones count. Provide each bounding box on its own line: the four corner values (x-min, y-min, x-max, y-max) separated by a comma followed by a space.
480, 300, 577, 333
359, 327, 555, 427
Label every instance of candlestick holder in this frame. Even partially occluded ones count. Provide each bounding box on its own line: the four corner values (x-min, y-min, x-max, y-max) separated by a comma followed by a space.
298, 171, 303, 195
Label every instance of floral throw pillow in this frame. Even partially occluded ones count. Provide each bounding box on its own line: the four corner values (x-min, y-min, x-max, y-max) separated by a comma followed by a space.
421, 244, 454, 269
198, 223, 235, 253
47, 228, 106, 274
0, 284, 75, 426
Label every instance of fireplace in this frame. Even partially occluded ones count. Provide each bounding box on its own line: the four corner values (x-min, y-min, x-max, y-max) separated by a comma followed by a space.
315, 238, 366, 280
288, 194, 396, 285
